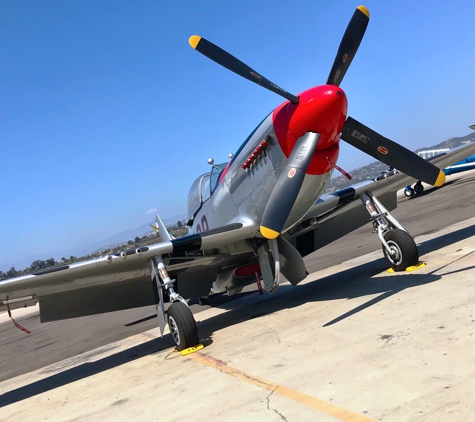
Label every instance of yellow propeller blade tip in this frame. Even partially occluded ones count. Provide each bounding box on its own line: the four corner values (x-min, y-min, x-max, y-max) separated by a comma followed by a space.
260, 226, 280, 239
150, 224, 159, 232
189, 35, 201, 49
434, 170, 446, 187
357, 5, 370, 18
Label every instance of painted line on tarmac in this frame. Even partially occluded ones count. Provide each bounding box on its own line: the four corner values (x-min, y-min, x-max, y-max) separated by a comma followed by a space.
188, 351, 376, 422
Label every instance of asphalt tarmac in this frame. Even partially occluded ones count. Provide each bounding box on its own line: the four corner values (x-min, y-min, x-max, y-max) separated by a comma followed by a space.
1, 170, 475, 421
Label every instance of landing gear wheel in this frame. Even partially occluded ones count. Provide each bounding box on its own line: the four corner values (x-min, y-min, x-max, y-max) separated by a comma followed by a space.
404, 187, 414, 198
167, 301, 199, 351
382, 229, 419, 272
414, 182, 424, 194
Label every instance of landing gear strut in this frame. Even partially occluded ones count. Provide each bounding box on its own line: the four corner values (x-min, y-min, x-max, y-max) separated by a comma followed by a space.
150, 256, 200, 351
361, 191, 419, 271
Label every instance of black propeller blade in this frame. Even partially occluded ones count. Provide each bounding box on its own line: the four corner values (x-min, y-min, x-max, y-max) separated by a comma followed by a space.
341, 117, 446, 187
326, 6, 370, 86
260, 132, 321, 239
189, 35, 299, 104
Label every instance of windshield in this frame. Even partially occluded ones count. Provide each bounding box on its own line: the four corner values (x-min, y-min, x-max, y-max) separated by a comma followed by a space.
210, 162, 227, 194
187, 173, 210, 221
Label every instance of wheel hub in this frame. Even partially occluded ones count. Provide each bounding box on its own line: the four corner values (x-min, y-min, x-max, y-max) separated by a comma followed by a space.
168, 315, 181, 345
387, 241, 402, 264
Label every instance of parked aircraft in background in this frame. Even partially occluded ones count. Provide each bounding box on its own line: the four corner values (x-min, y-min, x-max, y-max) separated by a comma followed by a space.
405, 125, 475, 198
2, 7, 475, 351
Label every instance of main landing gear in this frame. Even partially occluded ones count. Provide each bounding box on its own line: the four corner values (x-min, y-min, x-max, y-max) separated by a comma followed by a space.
150, 256, 200, 351
167, 301, 199, 350
361, 191, 419, 271
404, 181, 424, 198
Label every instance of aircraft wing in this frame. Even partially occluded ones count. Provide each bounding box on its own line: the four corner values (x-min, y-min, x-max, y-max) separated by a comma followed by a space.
288, 142, 475, 256
0, 221, 255, 321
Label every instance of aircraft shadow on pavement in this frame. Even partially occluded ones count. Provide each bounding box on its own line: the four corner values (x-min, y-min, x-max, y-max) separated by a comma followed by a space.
1, 223, 473, 408
417, 222, 475, 257
198, 222, 475, 339
448, 175, 475, 186
197, 259, 441, 339
0, 336, 174, 408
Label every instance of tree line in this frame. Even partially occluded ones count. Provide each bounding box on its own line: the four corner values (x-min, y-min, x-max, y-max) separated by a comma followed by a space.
0, 256, 80, 281
0, 224, 188, 281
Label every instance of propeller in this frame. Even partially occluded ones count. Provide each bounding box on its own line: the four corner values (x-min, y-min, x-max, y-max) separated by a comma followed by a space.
189, 6, 444, 239
189, 35, 299, 104
341, 117, 446, 187
189, 6, 370, 239
260, 132, 321, 239
326, 6, 370, 86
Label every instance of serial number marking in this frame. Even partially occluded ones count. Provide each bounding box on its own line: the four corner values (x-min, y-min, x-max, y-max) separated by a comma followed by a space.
351, 130, 370, 144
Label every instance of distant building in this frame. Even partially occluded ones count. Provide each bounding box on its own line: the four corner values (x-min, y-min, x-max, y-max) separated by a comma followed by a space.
417, 148, 450, 159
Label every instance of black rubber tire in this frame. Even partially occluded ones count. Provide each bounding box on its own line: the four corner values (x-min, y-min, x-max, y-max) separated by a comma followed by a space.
167, 301, 199, 351
382, 229, 419, 271
414, 182, 424, 194
404, 187, 414, 198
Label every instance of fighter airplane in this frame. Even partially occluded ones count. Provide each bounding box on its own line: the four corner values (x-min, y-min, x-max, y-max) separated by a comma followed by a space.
2, 6, 475, 351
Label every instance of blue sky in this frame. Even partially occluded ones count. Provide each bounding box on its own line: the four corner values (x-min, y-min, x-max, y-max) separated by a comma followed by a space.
2, 1, 475, 270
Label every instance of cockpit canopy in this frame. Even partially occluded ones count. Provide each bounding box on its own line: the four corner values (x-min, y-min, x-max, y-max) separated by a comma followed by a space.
187, 162, 227, 223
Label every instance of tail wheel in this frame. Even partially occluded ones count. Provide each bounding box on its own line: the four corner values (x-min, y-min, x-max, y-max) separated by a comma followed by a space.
382, 229, 419, 271
167, 301, 200, 351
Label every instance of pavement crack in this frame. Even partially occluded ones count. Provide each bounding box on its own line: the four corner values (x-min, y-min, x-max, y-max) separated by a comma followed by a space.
266, 390, 289, 421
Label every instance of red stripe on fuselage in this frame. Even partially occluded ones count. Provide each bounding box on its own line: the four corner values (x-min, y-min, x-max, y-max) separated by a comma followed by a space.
272, 85, 347, 175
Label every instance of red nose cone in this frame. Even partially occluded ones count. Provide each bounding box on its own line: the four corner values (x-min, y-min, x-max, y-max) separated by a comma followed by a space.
273, 85, 348, 175
288, 86, 347, 146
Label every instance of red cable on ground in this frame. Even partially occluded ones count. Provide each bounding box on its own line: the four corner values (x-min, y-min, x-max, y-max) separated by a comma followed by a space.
7, 304, 31, 334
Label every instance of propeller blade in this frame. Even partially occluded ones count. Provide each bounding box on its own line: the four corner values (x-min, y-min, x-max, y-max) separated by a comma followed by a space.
260, 132, 321, 239
326, 6, 370, 86
189, 35, 299, 104
341, 117, 446, 187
